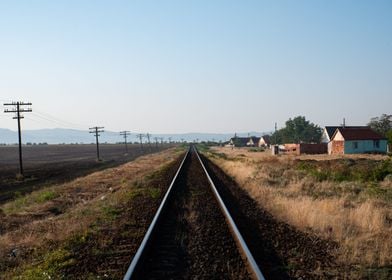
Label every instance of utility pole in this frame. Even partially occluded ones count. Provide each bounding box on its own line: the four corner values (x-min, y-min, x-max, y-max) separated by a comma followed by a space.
137, 134, 144, 152
154, 137, 159, 150
4, 101, 32, 178
120, 131, 131, 154
146, 133, 152, 152
89, 126, 104, 161
274, 122, 277, 144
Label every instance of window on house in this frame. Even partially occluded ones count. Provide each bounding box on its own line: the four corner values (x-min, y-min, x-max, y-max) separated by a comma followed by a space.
353, 142, 358, 149
374, 140, 380, 148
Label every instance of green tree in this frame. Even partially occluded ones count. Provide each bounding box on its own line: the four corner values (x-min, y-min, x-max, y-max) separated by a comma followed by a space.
271, 116, 322, 144
386, 130, 392, 145
271, 129, 283, 145
368, 114, 392, 136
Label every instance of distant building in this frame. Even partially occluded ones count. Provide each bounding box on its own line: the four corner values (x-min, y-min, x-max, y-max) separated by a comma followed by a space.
330, 127, 387, 155
228, 137, 247, 147
227, 135, 273, 148
228, 136, 262, 147
258, 135, 271, 148
247, 136, 260, 147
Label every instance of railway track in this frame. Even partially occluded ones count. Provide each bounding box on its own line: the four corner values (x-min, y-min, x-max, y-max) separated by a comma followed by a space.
124, 146, 265, 280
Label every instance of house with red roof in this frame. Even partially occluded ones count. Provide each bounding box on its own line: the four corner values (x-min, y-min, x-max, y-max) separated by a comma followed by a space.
321, 126, 365, 143
322, 126, 375, 154
329, 127, 387, 155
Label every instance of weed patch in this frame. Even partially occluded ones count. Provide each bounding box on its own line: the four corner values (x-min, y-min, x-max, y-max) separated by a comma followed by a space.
35, 190, 58, 203
248, 148, 265, 152
101, 205, 121, 220
149, 188, 161, 199
297, 158, 392, 183
18, 248, 75, 279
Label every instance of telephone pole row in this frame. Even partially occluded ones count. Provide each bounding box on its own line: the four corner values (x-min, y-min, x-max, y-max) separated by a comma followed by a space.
4, 101, 32, 177
89, 126, 104, 161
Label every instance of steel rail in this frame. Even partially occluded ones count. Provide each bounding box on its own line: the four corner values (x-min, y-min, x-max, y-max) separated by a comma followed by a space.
194, 147, 266, 280
123, 148, 190, 280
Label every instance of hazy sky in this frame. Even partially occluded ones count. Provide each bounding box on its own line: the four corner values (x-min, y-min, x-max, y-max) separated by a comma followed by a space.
1, 0, 391, 133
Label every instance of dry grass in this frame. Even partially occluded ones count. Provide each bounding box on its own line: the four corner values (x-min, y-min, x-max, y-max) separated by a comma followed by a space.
207, 147, 392, 271
0, 148, 181, 277
214, 146, 389, 162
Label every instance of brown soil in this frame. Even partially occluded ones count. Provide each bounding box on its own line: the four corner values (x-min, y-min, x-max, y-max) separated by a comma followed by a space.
0, 144, 171, 204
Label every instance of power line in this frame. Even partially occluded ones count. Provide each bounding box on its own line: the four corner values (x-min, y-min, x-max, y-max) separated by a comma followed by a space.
4, 101, 33, 177
30, 111, 87, 130
29, 112, 75, 128
89, 126, 104, 161
34, 109, 89, 129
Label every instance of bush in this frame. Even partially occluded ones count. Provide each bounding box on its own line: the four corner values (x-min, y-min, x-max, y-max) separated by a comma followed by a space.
297, 159, 392, 183
248, 147, 265, 152
35, 191, 58, 203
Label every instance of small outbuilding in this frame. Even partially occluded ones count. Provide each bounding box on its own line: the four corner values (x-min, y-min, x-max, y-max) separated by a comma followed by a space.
283, 143, 327, 155
330, 127, 387, 155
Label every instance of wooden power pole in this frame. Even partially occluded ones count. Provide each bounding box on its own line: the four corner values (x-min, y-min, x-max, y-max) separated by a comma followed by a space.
120, 131, 131, 154
146, 133, 152, 152
89, 126, 104, 161
154, 137, 159, 149
4, 101, 32, 178
137, 134, 144, 152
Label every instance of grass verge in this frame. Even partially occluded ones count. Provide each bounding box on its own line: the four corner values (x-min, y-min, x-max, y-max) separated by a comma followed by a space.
205, 147, 392, 278
0, 148, 184, 279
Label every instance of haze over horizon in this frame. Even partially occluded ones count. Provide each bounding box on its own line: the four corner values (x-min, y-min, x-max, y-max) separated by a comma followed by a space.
1, 1, 391, 133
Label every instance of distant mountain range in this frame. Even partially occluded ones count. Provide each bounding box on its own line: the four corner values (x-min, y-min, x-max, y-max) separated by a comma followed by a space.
0, 128, 270, 145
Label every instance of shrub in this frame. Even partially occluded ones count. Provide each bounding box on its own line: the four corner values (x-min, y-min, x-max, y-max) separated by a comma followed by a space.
35, 191, 58, 203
